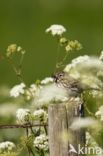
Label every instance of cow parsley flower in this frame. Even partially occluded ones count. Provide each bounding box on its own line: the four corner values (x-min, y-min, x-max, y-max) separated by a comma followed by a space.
46, 24, 66, 36
33, 109, 48, 123
41, 77, 53, 85
91, 90, 103, 98
10, 83, 25, 97
33, 83, 69, 105
33, 134, 48, 151
64, 55, 90, 72
6, 44, 17, 57
64, 55, 103, 89
6, 44, 25, 56
65, 40, 82, 52
0, 141, 15, 153
95, 106, 103, 121
30, 84, 37, 92
65, 55, 103, 73
70, 117, 98, 130
25, 84, 38, 100
16, 108, 31, 124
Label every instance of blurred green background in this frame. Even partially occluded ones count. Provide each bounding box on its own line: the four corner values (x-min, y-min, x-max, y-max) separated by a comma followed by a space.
0, 0, 103, 86
0, 0, 103, 154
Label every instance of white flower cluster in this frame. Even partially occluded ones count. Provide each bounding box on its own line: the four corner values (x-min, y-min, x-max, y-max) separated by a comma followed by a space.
41, 77, 53, 85
64, 55, 103, 90
46, 24, 66, 36
33, 109, 48, 123
91, 90, 103, 98
64, 55, 103, 73
33, 83, 69, 105
30, 84, 37, 92
7, 44, 17, 53
70, 117, 98, 130
65, 40, 82, 52
0, 141, 15, 153
6, 44, 25, 57
95, 106, 103, 121
25, 84, 38, 100
10, 83, 25, 97
16, 108, 31, 124
64, 55, 90, 73
81, 75, 103, 89
33, 134, 48, 151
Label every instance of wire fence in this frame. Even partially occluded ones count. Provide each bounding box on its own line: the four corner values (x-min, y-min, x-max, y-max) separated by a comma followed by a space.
0, 123, 48, 129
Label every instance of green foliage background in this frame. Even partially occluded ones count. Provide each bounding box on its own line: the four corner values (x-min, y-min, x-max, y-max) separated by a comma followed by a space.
0, 0, 103, 86
0, 1, 103, 155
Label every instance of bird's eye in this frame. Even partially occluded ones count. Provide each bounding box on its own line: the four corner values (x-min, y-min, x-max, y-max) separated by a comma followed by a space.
59, 73, 63, 77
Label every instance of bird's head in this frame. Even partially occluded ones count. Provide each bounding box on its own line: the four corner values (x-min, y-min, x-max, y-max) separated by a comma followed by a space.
52, 71, 65, 83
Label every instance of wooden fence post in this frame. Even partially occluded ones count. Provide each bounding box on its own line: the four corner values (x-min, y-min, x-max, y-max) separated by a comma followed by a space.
48, 102, 85, 156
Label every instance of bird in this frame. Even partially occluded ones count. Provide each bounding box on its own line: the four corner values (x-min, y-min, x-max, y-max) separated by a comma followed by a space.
52, 71, 102, 117
52, 71, 100, 97
52, 71, 83, 97
52, 71, 85, 117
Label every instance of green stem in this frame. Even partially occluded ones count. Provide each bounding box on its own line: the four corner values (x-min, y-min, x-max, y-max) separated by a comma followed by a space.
56, 51, 68, 69
62, 51, 68, 63
19, 53, 24, 68
26, 127, 36, 156
8, 56, 35, 100
30, 126, 35, 136
44, 125, 47, 135
55, 42, 61, 70
7, 57, 24, 82
81, 93, 95, 117
40, 150, 45, 156
26, 128, 31, 156
18, 53, 24, 79
28, 146, 35, 156
84, 104, 94, 117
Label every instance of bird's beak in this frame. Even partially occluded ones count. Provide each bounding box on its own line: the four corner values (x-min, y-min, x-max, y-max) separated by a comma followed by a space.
51, 74, 57, 82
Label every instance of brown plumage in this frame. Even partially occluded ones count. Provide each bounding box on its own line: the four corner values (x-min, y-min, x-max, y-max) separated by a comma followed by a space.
52, 71, 83, 97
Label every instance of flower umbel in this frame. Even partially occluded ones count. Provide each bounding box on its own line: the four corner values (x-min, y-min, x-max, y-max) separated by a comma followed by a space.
10, 83, 25, 97
6, 44, 17, 57
25, 84, 38, 100
65, 40, 82, 52
41, 77, 53, 85
33, 109, 48, 123
6, 44, 25, 57
33, 134, 48, 151
46, 24, 66, 36
16, 108, 31, 124
0, 141, 15, 154
95, 106, 103, 121
64, 55, 90, 73
70, 117, 99, 130
33, 83, 69, 105
63, 55, 103, 91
